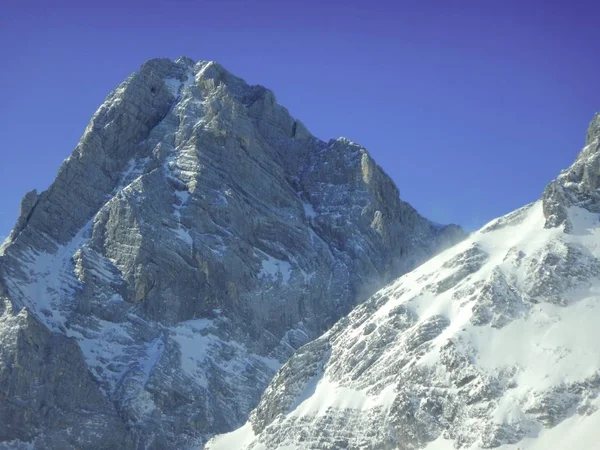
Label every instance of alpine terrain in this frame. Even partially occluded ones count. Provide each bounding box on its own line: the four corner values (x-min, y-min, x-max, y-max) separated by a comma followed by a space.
206, 114, 600, 449
0, 57, 463, 449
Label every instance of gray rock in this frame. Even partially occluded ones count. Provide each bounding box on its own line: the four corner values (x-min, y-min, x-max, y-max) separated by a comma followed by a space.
0, 291, 132, 449
543, 113, 600, 231
0, 57, 463, 448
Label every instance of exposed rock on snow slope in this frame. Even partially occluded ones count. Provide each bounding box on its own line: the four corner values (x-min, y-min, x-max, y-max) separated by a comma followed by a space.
207, 115, 600, 450
0, 57, 462, 449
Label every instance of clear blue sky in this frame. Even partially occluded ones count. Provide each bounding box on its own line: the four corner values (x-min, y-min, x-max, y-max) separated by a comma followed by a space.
1, 0, 599, 238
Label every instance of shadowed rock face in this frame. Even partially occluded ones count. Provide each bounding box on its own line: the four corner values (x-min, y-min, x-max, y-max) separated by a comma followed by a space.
0, 57, 463, 448
0, 294, 133, 450
206, 115, 600, 450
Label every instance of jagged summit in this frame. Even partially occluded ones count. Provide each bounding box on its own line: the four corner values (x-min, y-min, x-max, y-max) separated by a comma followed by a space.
0, 57, 462, 449
207, 115, 600, 450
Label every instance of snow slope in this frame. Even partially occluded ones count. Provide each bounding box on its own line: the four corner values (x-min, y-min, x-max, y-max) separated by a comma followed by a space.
208, 200, 600, 450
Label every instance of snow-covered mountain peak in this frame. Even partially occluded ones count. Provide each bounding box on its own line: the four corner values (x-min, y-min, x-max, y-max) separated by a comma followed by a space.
0, 57, 463, 448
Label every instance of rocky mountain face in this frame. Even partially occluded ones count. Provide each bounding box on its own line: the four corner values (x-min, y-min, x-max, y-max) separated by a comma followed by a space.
0, 57, 462, 449
207, 116, 600, 450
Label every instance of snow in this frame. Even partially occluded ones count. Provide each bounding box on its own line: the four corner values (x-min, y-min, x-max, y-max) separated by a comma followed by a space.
172, 318, 281, 390
181, 70, 196, 91
259, 253, 292, 284
363, 201, 600, 388
425, 399, 600, 450
371, 202, 550, 327
175, 190, 190, 205
173, 227, 193, 245
0, 439, 36, 450
206, 423, 262, 450
140, 337, 165, 386
499, 401, 600, 450
164, 70, 195, 99
368, 201, 600, 443
208, 200, 600, 449
296, 191, 316, 218
163, 118, 199, 247
5, 156, 151, 329
66, 319, 133, 393
169, 171, 192, 243
2, 157, 155, 394
4, 220, 95, 330
290, 378, 396, 418
207, 377, 397, 450
302, 201, 316, 218
171, 319, 213, 388
469, 297, 600, 388
164, 78, 182, 96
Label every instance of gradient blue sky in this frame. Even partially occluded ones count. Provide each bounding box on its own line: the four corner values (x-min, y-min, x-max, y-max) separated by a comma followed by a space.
2, 0, 599, 238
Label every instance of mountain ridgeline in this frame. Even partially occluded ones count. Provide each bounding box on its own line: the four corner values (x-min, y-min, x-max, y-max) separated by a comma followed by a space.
0, 57, 463, 449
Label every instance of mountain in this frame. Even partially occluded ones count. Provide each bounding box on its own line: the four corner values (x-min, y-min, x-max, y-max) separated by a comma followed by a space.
207, 114, 600, 450
0, 57, 462, 449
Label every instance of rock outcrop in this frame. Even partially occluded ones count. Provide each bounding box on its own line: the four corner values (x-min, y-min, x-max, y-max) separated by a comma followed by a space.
543, 113, 600, 231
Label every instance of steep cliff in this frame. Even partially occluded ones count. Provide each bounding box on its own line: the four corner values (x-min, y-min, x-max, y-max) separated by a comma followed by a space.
0, 57, 461, 449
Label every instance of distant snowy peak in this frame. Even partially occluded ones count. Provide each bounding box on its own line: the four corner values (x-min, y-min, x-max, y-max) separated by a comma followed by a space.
207, 114, 600, 450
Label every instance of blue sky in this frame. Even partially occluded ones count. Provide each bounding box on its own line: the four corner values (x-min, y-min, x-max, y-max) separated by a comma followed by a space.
1, 0, 599, 238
